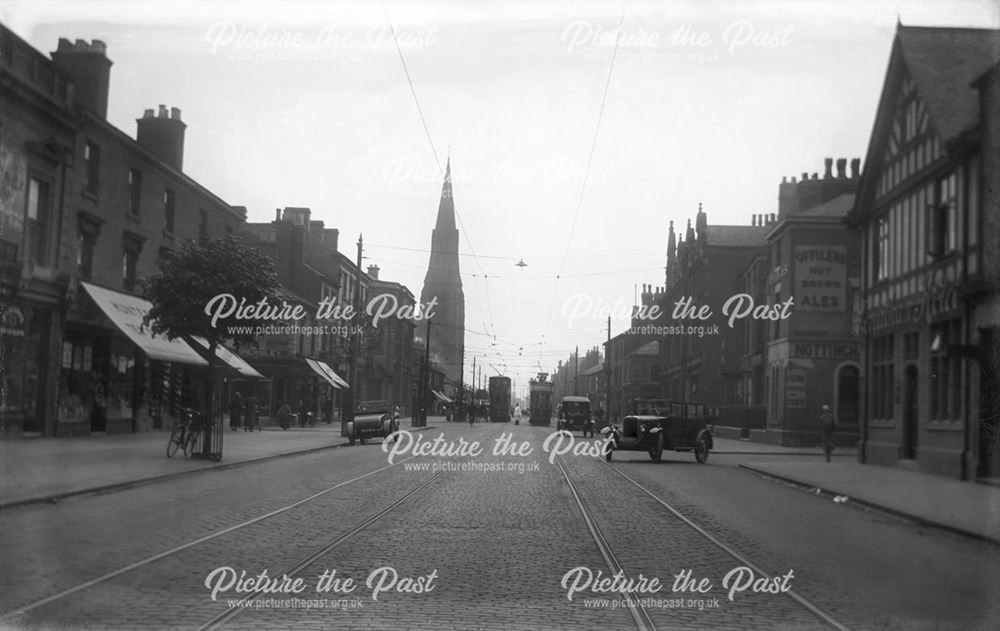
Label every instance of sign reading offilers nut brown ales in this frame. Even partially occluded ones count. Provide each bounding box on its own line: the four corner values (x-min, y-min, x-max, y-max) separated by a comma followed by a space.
793, 246, 847, 311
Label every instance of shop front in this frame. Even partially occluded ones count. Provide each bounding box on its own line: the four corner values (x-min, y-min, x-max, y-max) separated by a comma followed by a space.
59, 282, 214, 435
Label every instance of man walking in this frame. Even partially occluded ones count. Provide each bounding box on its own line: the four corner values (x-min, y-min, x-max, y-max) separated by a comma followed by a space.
819, 404, 837, 463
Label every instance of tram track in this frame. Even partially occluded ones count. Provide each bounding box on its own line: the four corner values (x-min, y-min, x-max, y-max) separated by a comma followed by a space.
551, 431, 851, 631
602, 462, 851, 631
0, 456, 437, 624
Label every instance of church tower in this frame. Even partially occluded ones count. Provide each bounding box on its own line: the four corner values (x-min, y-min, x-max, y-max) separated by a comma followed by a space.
420, 158, 465, 388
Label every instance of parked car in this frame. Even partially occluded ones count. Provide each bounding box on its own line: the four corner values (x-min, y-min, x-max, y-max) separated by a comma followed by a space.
347, 400, 399, 445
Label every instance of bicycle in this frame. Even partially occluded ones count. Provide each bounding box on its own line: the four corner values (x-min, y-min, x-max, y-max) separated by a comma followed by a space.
166, 410, 202, 458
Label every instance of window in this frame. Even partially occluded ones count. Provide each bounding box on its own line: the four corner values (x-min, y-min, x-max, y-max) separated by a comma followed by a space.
26, 177, 51, 264
930, 320, 962, 421
163, 188, 175, 232
77, 232, 96, 280
928, 172, 957, 257
122, 233, 145, 293
128, 169, 142, 216
84, 142, 100, 194
872, 335, 894, 421
198, 209, 208, 244
874, 217, 889, 281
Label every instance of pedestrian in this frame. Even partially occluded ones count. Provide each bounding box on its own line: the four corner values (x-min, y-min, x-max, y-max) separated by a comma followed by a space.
229, 392, 242, 431
244, 395, 260, 431
819, 404, 837, 462
277, 401, 293, 430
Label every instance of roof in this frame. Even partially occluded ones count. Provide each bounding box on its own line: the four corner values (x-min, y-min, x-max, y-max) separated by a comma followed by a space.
897, 26, 1000, 143
629, 341, 659, 356
580, 363, 605, 376
797, 193, 856, 218
703, 225, 771, 248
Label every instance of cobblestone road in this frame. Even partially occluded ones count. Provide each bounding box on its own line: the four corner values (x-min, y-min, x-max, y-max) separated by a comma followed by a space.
2, 422, 997, 630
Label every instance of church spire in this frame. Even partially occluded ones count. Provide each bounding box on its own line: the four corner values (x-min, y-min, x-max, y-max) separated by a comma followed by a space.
435, 156, 455, 231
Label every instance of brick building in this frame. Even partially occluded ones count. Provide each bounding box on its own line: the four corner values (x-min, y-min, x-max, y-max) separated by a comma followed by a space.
756, 158, 862, 446
848, 25, 1000, 480
1, 27, 249, 437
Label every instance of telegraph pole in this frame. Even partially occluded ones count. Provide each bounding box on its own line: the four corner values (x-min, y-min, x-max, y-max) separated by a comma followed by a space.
341, 234, 363, 436
574, 345, 579, 396
420, 318, 431, 427
605, 315, 611, 423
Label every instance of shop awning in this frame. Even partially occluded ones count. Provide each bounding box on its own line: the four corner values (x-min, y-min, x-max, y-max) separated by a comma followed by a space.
81, 282, 208, 366
316, 361, 350, 389
190, 336, 265, 379
431, 390, 453, 403
305, 358, 348, 389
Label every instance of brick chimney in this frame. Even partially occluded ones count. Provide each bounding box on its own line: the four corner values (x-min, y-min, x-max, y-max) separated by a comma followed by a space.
367, 265, 380, 279
136, 105, 186, 171
50, 38, 112, 119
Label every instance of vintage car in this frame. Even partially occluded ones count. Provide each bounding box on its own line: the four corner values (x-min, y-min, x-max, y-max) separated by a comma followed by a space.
556, 396, 595, 437
347, 400, 399, 445
602, 402, 715, 463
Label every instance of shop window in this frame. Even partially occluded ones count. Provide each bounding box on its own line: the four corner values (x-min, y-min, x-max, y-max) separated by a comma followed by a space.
128, 169, 142, 217
25, 176, 52, 265
84, 142, 100, 195
930, 320, 962, 421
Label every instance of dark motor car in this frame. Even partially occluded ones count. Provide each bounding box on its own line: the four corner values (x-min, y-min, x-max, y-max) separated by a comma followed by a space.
347, 400, 399, 445
602, 401, 715, 463
557, 396, 595, 437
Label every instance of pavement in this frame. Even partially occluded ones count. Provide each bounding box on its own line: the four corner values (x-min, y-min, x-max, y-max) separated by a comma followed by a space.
2, 423, 998, 546
0, 416, 444, 510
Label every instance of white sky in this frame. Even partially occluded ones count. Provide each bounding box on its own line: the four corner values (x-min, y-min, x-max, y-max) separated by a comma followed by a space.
3, 0, 997, 396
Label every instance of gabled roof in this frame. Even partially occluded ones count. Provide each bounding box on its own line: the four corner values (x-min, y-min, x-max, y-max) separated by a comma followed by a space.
851, 25, 1000, 224
897, 26, 1000, 143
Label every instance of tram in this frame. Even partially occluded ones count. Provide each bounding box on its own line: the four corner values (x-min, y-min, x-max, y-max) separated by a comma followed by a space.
528, 373, 553, 426
488, 376, 512, 423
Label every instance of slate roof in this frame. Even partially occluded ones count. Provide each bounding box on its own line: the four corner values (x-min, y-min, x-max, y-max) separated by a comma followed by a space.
798, 193, 856, 218
897, 26, 1000, 143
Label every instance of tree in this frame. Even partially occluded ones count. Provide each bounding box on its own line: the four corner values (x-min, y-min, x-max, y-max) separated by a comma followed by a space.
143, 235, 280, 432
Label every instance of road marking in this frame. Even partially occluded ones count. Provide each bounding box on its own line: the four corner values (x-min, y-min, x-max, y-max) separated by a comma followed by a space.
0, 457, 425, 621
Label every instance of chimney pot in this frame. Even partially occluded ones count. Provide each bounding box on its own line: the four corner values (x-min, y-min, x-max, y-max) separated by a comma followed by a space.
158, 104, 168, 117
801, 172, 808, 181
75, 39, 87, 50
770, 213, 776, 224
781, 176, 787, 183
824, 158, 833, 178
143, 108, 154, 118
170, 107, 181, 120
752, 214, 757, 226
791, 176, 797, 183
850, 158, 861, 178
275, 208, 281, 221
836, 158, 847, 178
91, 40, 107, 54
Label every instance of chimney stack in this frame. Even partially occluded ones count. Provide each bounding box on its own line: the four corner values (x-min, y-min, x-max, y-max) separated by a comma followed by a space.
136, 104, 186, 171
752, 214, 757, 226
824, 158, 833, 178
836, 158, 847, 178
275, 208, 282, 221
50, 38, 113, 119
850, 158, 861, 179
367, 265, 380, 279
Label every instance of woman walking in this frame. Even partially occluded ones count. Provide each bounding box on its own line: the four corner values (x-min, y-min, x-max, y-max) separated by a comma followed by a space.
818, 404, 837, 463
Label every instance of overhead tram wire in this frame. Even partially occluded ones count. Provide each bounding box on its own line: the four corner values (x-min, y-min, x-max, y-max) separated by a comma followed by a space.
541, 4, 627, 349
381, 0, 496, 337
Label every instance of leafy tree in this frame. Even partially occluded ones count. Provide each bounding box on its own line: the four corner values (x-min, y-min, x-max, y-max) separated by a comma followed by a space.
143, 235, 280, 430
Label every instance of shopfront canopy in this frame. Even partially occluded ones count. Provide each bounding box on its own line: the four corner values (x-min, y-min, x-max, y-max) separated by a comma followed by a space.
190, 336, 265, 379
81, 282, 208, 366
431, 390, 453, 403
305, 358, 349, 389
